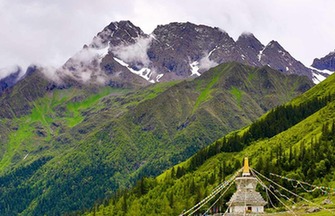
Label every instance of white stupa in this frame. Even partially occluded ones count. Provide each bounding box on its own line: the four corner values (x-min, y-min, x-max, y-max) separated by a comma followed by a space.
226, 157, 267, 215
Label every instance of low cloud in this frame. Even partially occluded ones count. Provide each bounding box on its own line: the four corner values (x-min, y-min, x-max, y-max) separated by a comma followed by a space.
198, 54, 218, 72
0, 65, 22, 80
111, 36, 152, 67
39, 46, 109, 85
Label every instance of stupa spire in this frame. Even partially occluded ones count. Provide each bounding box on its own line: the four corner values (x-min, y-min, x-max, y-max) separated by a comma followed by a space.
242, 157, 250, 176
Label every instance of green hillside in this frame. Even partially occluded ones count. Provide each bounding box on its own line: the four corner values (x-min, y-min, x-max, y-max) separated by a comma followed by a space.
84, 73, 335, 216
0, 63, 313, 215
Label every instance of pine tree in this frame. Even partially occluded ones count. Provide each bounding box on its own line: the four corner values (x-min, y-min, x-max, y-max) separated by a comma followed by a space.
171, 167, 175, 179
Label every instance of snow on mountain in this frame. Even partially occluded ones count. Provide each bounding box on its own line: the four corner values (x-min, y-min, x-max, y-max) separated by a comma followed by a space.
20, 20, 323, 87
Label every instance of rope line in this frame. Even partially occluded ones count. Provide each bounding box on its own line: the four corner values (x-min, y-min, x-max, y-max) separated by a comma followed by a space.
223, 194, 234, 216
251, 169, 297, 216
253, 169, 335, 215
202, 179, 235, 215
180, 168, 242, 216
266, 187, 278, 210
181, 166, 335, 216
269, 185, 296, 205
270, 173, 335, 194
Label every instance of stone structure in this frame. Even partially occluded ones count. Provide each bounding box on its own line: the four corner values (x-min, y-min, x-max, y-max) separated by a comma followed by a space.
226, 157, 267, 215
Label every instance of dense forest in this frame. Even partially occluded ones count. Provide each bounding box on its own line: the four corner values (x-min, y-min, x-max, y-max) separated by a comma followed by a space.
83, 93, 335, 215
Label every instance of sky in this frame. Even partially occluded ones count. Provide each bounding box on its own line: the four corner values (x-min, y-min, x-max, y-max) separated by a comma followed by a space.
0, 0, 334, 76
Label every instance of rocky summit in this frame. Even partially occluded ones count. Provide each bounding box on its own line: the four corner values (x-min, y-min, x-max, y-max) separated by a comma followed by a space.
1, 21, 330, 90
59, 20, 323, 86
312, 50, 335, 71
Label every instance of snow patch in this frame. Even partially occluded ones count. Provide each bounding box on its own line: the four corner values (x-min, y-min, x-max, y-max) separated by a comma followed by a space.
113, 57, 152, 81
150, 34, 158, 41
312, 72, 326, 84
156, 74, 164, 82
308, 66, 334, 75
190, 61, 201, 76
241, 54, 246, 60
309, 66, 334, 84
258, 48, 265, 61
208, 46, 218, 57
286, 67, 289, 71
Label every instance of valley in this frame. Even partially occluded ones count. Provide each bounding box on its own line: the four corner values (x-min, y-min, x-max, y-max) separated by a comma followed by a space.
0, 18, 334, 216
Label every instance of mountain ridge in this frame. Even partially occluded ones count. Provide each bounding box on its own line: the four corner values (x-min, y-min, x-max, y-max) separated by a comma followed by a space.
0, 62, 314, 215
54, 20, 334, 86
2, 20, 329, 90
84, 67, 335, 216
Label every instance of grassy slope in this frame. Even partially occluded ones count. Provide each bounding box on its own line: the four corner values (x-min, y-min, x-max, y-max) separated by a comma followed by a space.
0, 62, 314, 215
85, 73, 335, 216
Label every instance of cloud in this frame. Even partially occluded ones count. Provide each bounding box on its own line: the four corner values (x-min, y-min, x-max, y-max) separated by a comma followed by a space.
0, 65, 21, 80
0, 0, 334, 72
198, 55, 219, 72
111, 36, 152, 67
60, 48, 109, 84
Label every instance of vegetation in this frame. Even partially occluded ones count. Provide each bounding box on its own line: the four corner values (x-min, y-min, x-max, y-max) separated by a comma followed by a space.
84, 73, 335, 216
0, 62, 313, 215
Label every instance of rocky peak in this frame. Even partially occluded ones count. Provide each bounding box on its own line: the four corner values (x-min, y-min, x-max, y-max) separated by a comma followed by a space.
312, 50, 335, 71
236, 32, 264, 67
60, 21, 318, 86
259, 40, 312, 78
91, 20, 146, 48
0, 68, 21, 95
148, 22, 234, 79
236, 32, 264, 51
266, 40, 285, 50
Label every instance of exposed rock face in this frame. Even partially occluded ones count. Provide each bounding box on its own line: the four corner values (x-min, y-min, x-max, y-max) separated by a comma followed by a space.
312, 51, 335, 71
32, 21, 321, 87
0, 66, 37, 95
0, 70, 20, 95
258, 40, 312, 79
236, 33, 264, 67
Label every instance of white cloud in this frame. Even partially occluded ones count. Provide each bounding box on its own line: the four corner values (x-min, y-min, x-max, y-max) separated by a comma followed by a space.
0, 65, 21, 80
199, 55, 218, 72
0, 0, 334, 72
111, 36, 152, 67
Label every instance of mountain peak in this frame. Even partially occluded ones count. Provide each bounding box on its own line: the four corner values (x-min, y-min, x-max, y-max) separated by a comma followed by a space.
58, 20, 317, 87
312, 50, 335, 71
236, 32, 264, 50
95, 20, 145, 47
267, 40, 282, 48
238, 32, 255, 38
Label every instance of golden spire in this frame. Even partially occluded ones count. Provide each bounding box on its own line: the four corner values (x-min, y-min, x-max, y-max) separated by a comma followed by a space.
242, 157, 250, 176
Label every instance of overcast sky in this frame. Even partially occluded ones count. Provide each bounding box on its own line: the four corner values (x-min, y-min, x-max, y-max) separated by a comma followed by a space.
0, 0, 334, 73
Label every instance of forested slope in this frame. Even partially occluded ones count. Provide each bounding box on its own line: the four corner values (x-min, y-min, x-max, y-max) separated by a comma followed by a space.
85, 72, 335, 216
0, 63, 313, 215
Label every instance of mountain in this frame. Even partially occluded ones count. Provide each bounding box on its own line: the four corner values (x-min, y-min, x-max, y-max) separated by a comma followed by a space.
85, 68, 335, 216
0, 66, 24, 95
312, 50, 335, 71
0, 21, 322, 93
52, 21, 320, 88
0, 62, 313, 215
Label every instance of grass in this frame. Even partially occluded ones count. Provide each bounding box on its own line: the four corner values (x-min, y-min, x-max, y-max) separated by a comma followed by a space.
0, 119, 34, 170
229, 86, 243, 105
0, 87, 130, 173
193, 69, 221, 112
